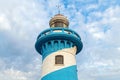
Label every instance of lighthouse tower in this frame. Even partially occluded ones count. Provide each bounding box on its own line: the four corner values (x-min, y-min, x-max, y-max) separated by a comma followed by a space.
35, 14, 83, 80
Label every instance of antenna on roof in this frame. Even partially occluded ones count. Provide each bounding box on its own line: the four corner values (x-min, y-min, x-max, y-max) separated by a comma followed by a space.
56, 5, 61, 14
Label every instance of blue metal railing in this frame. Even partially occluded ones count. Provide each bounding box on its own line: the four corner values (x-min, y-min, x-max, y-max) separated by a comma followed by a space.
37, 28, 81, 40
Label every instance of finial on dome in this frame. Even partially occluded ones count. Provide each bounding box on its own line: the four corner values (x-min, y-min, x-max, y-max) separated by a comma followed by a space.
56, 5, 61, 14
49, 6, 69, 28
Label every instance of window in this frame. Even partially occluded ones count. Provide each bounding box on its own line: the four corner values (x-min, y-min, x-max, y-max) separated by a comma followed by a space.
55, 55, 64, 64
54, 22, 63, 27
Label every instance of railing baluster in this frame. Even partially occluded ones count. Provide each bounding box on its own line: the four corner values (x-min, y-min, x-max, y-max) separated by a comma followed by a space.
37, 28, 81, 40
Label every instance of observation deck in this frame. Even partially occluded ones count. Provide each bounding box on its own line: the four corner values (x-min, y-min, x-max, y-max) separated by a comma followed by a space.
35, 27, 83, 56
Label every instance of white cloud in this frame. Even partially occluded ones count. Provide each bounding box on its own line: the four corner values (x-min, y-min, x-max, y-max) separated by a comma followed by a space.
117, 47, 120, 51
85, 5, 120, 42
0, 14, 11, 31
77, 5, 120, 80
0, 0, 45, 80
1, 69, 27, 80
0, 57, 41, 80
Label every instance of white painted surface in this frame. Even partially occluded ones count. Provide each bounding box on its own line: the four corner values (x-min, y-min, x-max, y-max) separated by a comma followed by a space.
41, 46, 77, 77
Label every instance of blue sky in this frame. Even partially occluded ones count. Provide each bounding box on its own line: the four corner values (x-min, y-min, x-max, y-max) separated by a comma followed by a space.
0, 0, 120, 80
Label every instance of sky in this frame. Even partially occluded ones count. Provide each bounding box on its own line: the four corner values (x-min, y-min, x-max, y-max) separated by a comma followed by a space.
0, 0, 120, 80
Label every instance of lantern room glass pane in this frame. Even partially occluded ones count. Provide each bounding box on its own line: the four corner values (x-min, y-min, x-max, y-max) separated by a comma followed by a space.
54, 22, 63, 27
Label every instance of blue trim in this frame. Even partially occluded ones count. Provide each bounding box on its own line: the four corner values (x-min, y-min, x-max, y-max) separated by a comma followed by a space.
41, 40, 74, 60
35, 28, 83, 56
41, 65, 78, 80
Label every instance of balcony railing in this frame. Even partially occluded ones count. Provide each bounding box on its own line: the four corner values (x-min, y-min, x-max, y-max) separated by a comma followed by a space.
37, 28, 81, 40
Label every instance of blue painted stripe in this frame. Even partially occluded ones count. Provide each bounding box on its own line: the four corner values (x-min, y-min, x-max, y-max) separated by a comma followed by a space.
41, 65, 78, 80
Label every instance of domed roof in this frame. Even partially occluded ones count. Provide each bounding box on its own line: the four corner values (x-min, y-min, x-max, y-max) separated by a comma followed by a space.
49, 14, 69, 28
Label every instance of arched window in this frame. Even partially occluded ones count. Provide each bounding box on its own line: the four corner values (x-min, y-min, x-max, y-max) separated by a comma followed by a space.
55, 55, 64, 64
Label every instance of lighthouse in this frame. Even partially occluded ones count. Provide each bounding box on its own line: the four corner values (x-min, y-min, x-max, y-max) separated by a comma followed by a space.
35, 13, 83, 80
